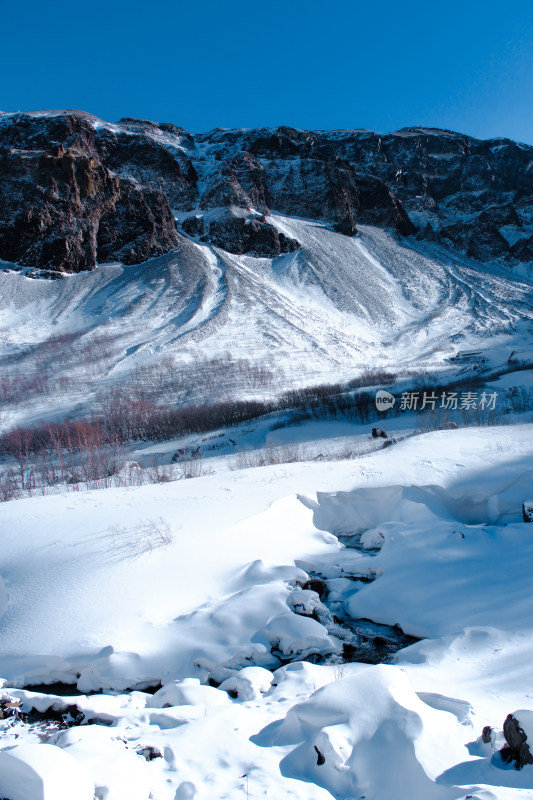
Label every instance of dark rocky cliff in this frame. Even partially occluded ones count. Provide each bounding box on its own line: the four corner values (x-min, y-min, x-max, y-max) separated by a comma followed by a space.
0, 111, 531, 273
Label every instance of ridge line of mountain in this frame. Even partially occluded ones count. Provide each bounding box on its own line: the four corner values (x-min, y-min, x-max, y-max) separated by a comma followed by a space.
0, 110, 532, 274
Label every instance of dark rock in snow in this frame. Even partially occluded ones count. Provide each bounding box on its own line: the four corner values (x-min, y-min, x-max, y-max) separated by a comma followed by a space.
523, 501, 533, 523
26, 702, 85, 727
333, 216, 358, 236
201, 151, 270, 214
94, 121, 198, 208
501, 713, 533, 768
416, 221, 438, 242
0, 695, 22, 720
97, 180, 179, 265
482, 725, 493, 743
302, 578, 329, 601
135, 745, 163, 761
314, 745, 326, 765
0, 146, 117, 272
440, 210, 515, 263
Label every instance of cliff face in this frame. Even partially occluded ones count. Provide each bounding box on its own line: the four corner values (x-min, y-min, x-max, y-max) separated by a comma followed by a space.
0, 113, 181, 273
0, 111, 532, 273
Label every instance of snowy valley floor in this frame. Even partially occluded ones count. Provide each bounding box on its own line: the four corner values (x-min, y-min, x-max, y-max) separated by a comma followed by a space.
1, 424, 533, 799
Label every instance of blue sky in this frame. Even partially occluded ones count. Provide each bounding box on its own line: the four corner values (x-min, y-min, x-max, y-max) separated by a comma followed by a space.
2, 0, 532, 143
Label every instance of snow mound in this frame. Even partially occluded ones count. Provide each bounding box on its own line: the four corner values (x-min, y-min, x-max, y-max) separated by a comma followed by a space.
360, 527, 386, 550
55, 725, 151, 800
218, 666, 273, 700
286, 588, 328, 617
259, 612, 341, 659
0, 743, 94, 800
175, 782, 197, 799
254, 665, 465, 800
146, 677, 230, 709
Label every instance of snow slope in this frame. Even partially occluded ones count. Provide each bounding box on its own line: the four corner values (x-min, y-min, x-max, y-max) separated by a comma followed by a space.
1, 218, 533, 429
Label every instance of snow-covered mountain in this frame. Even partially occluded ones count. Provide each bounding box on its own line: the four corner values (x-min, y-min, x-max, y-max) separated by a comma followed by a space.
0, 111, 532, 422
1, 112, 532, 423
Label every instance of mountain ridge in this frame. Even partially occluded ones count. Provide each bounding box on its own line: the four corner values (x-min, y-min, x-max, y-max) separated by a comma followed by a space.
1, 110, 532, 274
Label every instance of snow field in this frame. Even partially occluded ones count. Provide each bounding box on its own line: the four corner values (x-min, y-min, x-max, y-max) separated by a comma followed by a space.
0, 425, 533, 798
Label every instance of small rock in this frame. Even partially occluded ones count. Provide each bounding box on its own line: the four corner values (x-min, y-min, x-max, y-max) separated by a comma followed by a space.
523, 501, 533, 523
302, 578, 328, 601
342, 642, 358, 660
134, 745, 162, 761
482, 725, 492, 743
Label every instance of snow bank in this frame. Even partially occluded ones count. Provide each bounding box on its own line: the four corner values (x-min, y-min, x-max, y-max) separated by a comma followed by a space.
0, 485, 338, 687
301, 484, 448, 535
302, 474, 533, 638
345, 516, 533, 638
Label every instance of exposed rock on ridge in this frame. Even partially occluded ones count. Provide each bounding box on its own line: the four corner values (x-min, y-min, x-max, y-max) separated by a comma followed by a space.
0, 113, 180, 273
0, 111, 532, 273
182, 207, 300, 257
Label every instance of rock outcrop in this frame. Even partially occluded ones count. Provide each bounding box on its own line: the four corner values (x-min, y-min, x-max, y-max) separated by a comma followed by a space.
0, 113, 180, 273
181, 208, 300, 257
501, 712, 533, 768
0, 111, 532, 273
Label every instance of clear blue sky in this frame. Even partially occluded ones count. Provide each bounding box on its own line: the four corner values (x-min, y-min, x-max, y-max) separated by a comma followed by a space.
2, 0, 533, 143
